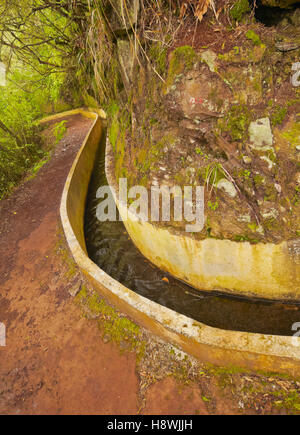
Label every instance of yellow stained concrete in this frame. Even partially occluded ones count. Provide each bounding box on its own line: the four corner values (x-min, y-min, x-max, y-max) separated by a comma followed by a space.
105, 142, 300, 301
51, 108, 300, 378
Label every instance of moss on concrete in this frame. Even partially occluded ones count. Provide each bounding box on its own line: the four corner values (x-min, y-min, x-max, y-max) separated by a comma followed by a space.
75, 287, 146, 359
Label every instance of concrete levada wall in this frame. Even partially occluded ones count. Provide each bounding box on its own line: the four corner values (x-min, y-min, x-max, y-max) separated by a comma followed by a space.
105, 142, 300, 302
54, 108, 300, 378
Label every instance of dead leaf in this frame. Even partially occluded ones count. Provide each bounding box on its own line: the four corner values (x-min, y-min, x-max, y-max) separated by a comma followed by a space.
180, 2, 188, 19
194, 0, 211, 22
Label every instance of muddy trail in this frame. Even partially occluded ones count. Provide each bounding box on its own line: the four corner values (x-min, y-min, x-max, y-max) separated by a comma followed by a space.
0, 114, 299, 415
0, 114, 140, 414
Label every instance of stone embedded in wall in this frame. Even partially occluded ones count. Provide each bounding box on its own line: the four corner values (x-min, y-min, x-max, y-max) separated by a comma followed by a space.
175, 67, 231, 119
215, 178, 238, 198
200, 50, 218, 73
117, 39, 137, 88
249, 117, 274, 150
110, 0, 139, 33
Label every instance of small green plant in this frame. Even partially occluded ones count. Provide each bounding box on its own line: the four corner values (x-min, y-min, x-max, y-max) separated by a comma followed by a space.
246, 30, 262, 46
248, 222, 259, 232
202, 395, 210, 403
26, 153, 51, 181
271, 105, 287, 126
240, 169, 251, 180
208, 198, 219, 211
204, 163, 225, 187
53, 121, 67, 144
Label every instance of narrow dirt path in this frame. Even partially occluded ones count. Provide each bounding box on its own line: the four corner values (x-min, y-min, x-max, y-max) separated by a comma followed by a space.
0, 114, 140, 415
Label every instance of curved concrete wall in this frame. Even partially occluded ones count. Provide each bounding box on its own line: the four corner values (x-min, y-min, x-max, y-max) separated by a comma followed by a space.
54, 108, 300, 378
105, 142, 300, 301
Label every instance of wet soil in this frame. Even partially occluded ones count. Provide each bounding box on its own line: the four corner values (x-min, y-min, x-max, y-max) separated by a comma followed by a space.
0, 114, 139, 414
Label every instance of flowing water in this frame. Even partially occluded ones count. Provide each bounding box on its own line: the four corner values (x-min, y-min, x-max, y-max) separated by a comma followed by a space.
84, 141, 300, 336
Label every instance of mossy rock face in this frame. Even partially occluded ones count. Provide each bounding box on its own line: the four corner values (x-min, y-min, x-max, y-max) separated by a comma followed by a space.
110, 15, 300, 244
164, 46, 196, 92
261, 0, 299, 8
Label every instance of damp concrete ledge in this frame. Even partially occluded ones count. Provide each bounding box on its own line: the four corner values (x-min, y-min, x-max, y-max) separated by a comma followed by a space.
43, 108, 300, 379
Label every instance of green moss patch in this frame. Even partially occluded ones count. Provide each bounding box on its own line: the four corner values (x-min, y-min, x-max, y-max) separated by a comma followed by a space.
281, 122, 300, 148
218, 105, 252, 141
75, 287, 146, 359
230, 0, 251, 22
165, 46, 196, 91
271, 105, 288, 126
246, 30, 262, 46
149, 42, 167, 77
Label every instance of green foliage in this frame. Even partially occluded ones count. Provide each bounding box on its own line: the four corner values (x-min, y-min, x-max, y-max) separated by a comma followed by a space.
53, 121, 67, 144
240, 169, 251, 180
230, 0, 251, 22
271, 106, 288, 126
149, 42, 167, 77
208, 198, 219, 211
246, 30, 262, 46
272, 390, 300, 413
107, 102, 120, 152
282, 122, 300, 148
0, 1, 81, 199
204, 163, 225, 187
0, 66, 66, 199
26, 154, 51, 181
0, 0, 77, 75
